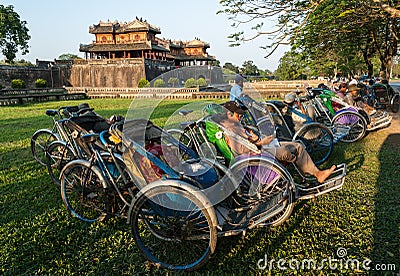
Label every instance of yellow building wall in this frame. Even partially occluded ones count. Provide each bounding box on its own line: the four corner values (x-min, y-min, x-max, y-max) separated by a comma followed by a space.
96, 34, 113, 44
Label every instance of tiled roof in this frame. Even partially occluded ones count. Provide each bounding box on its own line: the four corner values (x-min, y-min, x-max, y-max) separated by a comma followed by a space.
89, 19, 160, 34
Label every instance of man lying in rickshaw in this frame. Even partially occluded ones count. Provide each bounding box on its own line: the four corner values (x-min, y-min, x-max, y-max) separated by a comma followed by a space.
214, 101, 337, 183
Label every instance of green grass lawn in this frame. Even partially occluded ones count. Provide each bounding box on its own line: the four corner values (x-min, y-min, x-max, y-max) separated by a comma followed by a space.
0, 99, 399, 275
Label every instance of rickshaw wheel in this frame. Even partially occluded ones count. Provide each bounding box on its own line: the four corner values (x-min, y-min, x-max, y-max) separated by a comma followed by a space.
60, 160, 108, 223
130, 185, 217, 271
31, 129, 59, 166
332, 111, 367, 143
46, 141, 76, 186
230, 158, 295, 227
391, 94, 400, 113
293, 123, 333, 165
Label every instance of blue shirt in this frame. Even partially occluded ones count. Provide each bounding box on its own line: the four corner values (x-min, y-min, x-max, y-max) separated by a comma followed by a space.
230, 84, 243, 101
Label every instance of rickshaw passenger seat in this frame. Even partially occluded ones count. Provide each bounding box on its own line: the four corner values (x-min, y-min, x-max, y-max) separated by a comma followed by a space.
205, 120, 234, 164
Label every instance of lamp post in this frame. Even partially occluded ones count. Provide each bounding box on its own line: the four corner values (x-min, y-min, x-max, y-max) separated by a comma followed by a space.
208, 64, 212, 85
48, 63, 54, 88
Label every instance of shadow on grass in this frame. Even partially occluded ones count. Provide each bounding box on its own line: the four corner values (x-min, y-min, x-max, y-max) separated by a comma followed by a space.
371, 133, 400, 275
201, 201, 311, 273
330, 138, 366, 172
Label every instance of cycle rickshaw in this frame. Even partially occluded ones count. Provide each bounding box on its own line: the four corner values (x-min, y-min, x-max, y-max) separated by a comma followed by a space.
58, 65, 346, 271
115, 97, 346, 271
370, 83, 400, 113
302, 88, 392, 142
246, 96, 335, 165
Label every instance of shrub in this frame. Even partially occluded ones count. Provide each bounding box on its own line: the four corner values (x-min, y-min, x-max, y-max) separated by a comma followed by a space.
137, 78, 150, 88
168, 77, 179, 87
11, 79, 26, 89
0, 83, 3, 90
35, 78, 47, 88
154, 79, 166, 87
196, 77, 207, 87
184, 78, 197, 88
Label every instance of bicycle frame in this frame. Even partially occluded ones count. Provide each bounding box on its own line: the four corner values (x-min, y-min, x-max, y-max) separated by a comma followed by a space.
79, 131, 136, 217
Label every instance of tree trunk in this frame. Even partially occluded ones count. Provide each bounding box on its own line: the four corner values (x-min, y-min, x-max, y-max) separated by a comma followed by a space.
379, 52, 394, 80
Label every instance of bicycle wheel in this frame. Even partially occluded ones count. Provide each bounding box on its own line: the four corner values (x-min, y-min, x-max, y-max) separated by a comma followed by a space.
167, 128, 191, 146
31, 129, 59, 166
293, 123, 334, 165
46, 141, 76, 186
332, 111, 367, 143
100, 153, 137, 214
60, 160, 108, 222
230, 158, 294, 227
130, 185, 217, 271
166, 128, 197, 160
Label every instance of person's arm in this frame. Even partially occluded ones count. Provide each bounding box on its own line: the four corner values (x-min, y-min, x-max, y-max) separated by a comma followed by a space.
255, 135, 274, 147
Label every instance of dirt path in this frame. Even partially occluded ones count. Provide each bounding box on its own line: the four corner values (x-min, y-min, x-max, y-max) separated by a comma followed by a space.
374, 111, 400, 146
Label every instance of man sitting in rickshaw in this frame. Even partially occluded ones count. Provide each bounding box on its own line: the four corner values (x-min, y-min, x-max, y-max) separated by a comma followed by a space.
216, 101, 336, 183
344, 84, 376, 115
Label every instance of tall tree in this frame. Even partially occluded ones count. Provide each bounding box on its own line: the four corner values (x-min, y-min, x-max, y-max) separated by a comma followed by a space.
58, 53, 82, 60
223, 62, 239, 73
241, 60, 259, 76
219, 0, 400, 79
0, 5, 30, 63
274, 50, 308, 80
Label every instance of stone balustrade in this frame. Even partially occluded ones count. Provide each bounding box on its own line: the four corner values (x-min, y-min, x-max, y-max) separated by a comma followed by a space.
64, 80, 326, 100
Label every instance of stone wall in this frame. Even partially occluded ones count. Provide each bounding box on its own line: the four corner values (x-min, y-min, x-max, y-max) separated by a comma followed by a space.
1, 61, 323, 91
0, 65, 71, 89
70, 58, 145, 87
69, 58, 176, 87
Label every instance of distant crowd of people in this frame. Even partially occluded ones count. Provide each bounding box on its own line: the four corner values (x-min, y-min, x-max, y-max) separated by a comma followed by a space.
314, 75, 396, 116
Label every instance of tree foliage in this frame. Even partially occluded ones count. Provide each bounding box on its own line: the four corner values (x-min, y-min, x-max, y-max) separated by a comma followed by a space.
0, 5, 30, 63
274, 50, 308, 80
35, 78, 47, 88
222, 62, 239, 73
137, 78, 150, 88
219, 0, 400, 79
241, 60, 259, 76
58, 53, 81, 60
184, 78, 197, 88
11, 79, 26, 89
196, 77, 207, 87
153, 79, 166, 87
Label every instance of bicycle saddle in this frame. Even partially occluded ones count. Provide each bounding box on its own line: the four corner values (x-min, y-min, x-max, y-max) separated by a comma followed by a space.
46, 109, 58, 117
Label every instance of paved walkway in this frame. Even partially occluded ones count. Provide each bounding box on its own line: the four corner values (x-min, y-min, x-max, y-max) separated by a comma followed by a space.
376, 111, 400, 147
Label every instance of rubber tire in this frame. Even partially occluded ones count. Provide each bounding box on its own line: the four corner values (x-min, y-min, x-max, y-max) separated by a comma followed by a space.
46, 141, 76, 186
60, 160, 108, 223
129, 185, 217, 271
391, 94, 400, 113
332, 111, 367, 143
293, 124, 334, 165
230, 158, 294, 227
31, 129, 59, 166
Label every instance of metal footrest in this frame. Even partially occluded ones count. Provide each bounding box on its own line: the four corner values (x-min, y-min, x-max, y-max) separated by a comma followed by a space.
329, 125, 351, 143
367, 114, 392, 131
296, 163, 346, 200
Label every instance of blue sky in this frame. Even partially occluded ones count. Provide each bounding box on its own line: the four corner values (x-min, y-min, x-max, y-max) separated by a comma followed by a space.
2, 0, 288, 71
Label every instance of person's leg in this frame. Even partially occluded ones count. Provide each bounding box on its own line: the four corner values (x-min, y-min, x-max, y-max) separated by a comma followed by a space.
279, 142, 336, 183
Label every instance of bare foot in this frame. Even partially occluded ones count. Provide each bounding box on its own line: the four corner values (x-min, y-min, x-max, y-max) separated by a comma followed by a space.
316, 165, 336, 183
